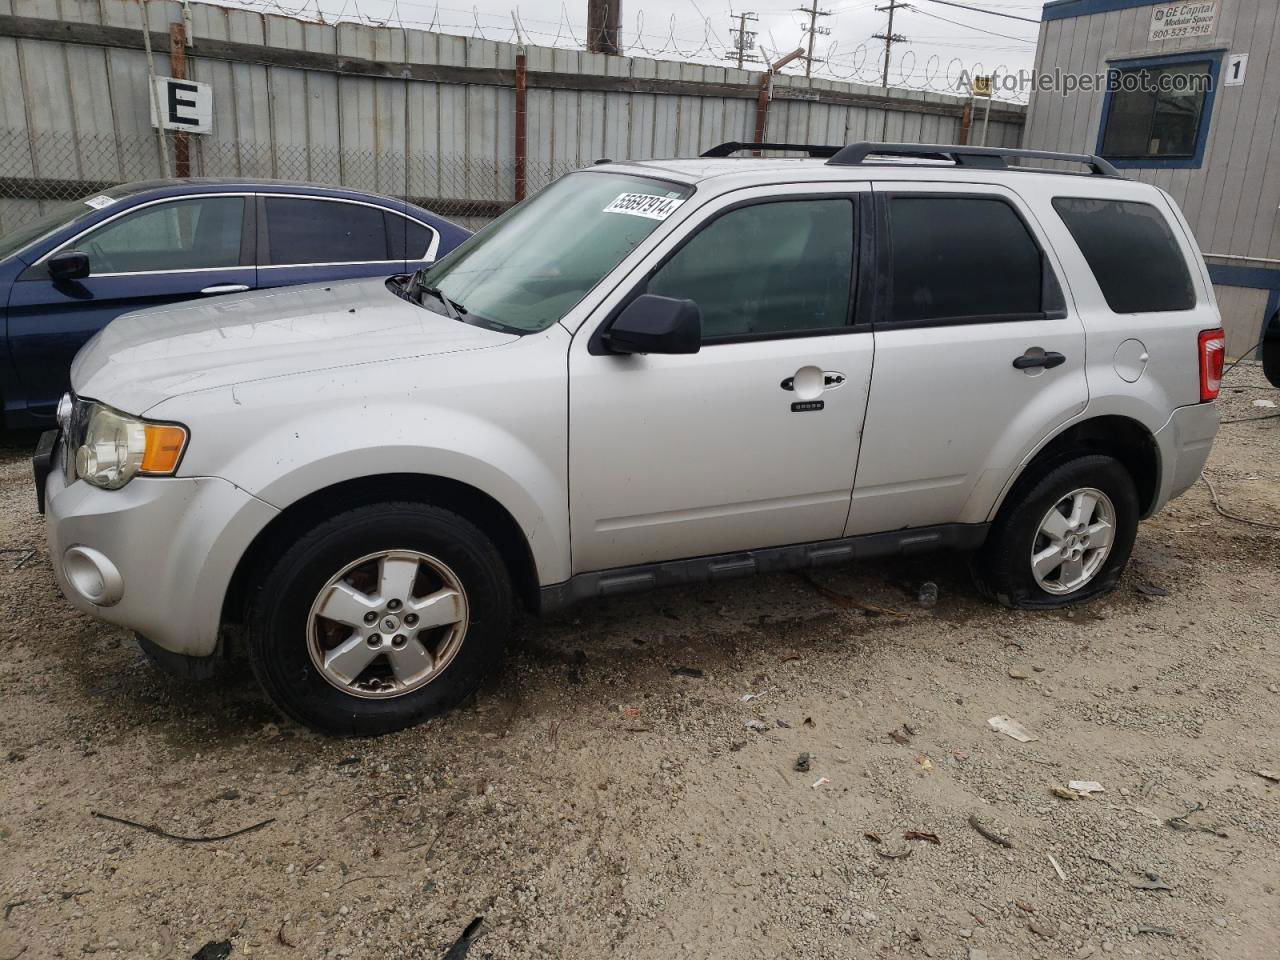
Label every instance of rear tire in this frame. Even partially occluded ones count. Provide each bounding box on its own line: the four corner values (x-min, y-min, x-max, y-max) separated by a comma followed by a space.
972, 454, 1138, 608
246, 501, 514, 736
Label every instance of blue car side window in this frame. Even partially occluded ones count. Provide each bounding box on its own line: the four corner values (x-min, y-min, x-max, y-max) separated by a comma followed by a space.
76, 197, 245, 274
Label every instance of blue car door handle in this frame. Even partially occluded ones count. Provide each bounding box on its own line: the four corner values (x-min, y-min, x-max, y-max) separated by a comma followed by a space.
200, 284, 250, 295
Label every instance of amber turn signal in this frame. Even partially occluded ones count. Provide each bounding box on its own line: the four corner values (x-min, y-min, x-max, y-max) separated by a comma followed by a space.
140, 424, 188, 474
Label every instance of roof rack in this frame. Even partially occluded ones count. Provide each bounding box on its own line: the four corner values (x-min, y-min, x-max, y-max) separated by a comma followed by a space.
825, 142, 1121, 177
701, 142, 842, 159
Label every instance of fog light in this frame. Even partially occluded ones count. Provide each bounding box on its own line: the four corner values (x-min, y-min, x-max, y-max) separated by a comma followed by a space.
63, 545, 123, 606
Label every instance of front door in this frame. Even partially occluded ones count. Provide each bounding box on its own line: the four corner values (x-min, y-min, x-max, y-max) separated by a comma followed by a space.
847, 183, 1089, 535
568, 186, 874, 574
7, 194, 254, 417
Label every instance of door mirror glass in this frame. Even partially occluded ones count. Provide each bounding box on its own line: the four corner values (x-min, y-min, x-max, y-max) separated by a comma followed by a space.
47, 250, 90, 282
1264, 310, 1280, 388
604, 295, 701, 355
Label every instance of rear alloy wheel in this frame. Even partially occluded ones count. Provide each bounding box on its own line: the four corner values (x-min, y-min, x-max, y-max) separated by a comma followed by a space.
1029, 487, 1116, 595
247, 502, 514, 735
972, 454, 1138, 608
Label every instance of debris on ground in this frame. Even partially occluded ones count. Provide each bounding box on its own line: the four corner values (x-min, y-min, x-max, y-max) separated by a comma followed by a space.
917, 581, 938, 608
903, 830, 940, 845
1137, 925, 1176, 936
799, 572, 905, 617
874, 842, 912, 860
1135, 583, 1171, 598
441, 917, 485, 960
916, 754, 934, 772
968, 815, 1014, 848
670, 666, 704, 679
1131, 872, 1173, 892
1254, 769, 1279, 783
1050, 786, 1080, 800
1252, 398, 1276, 408
810, 777, 830, 789
1068, 780, 1104, 794
987, 715, 1039, 742
738, 692, 761, 702
192, 942, 232, 960
793, 753, 811, 773
1007, 666, 1030, 679
1047, 854, 1067, 881
91, 811, 275, 843
1167, 802, 1229, 838
744, 719, 768, 733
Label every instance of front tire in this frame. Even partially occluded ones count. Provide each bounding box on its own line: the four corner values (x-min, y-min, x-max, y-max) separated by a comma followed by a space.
246, 502, 514, 736
972, 454, 1139, 608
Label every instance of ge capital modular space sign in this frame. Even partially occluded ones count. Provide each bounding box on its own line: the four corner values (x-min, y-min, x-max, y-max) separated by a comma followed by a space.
149, 77, 213, 134
1149, 2, 1217, 42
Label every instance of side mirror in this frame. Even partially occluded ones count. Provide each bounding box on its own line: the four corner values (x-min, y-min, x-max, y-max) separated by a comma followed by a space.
604, 294, 701, 355
48, 251, 90, 282
1264, 310, 1280, 388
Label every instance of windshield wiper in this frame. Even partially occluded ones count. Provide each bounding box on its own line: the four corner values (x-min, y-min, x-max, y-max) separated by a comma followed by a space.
405, 268, 465, 320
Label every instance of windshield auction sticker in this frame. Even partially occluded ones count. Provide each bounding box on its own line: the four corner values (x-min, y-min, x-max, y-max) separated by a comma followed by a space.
83, 195, 116, 210
603, 193, 685, 220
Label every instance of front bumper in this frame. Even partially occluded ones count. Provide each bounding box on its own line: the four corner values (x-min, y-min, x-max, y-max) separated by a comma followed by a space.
42, 445, 278, 658
1152, 401, 1220, 513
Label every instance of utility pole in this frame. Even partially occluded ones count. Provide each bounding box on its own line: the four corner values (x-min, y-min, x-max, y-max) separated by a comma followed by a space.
873, 0, 908, 92
586, 0, 621, 55
794, 0, 830, 78
725, 11, 760, 70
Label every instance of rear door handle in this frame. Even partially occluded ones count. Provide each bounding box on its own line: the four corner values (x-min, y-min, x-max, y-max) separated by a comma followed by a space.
1013, 350, 1066, 370
200, 284, 249, 295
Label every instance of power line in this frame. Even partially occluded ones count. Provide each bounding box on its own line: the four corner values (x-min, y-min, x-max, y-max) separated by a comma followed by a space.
916, 0, 1039, 23
911, 6, 1036, 43
795, 0, 832, 77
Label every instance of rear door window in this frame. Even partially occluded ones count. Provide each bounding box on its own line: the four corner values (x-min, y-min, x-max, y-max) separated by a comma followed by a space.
1052, 198, 1195, 313
385, 214, 436, 261
264, 197, 389, 266
885, 195, 1054, 324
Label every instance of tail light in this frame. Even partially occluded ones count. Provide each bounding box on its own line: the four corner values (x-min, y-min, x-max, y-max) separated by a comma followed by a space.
1198, 328, 1225, 402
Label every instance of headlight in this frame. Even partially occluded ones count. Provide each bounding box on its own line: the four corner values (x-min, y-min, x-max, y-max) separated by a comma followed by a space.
74, 402, 188, 490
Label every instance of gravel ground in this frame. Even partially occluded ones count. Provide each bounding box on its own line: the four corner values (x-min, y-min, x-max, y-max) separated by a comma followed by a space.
2, 367, 1278, 960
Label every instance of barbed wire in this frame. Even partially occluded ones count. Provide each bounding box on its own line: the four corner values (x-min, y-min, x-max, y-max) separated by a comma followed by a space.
224, 0, 1031, 102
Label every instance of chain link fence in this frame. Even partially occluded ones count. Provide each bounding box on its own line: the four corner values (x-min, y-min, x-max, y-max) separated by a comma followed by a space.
0, 128, 579, 235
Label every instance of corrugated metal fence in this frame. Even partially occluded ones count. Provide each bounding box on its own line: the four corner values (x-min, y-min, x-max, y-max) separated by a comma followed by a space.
0, 0, 1026, 231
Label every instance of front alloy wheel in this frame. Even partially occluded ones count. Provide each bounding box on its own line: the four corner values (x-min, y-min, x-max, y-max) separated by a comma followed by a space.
247, 502, 514, 736
308, 550, 469, 698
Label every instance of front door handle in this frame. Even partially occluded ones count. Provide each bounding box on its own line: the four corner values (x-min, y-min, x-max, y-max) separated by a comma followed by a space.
1013, 350, 1066, 370
200, 284, 250, 295
780, 370, 846, 391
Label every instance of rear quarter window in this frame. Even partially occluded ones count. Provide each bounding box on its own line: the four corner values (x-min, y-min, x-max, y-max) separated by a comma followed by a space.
1051, 198, 1195, 313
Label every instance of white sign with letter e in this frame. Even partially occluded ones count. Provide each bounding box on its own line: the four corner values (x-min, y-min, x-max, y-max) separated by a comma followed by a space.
1224, 53, 1247, 87
150, 77, 213, 133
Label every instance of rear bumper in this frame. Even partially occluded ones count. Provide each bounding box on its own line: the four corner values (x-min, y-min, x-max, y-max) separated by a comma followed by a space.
1152, 402, 1219, 513
43, 448, 278, 657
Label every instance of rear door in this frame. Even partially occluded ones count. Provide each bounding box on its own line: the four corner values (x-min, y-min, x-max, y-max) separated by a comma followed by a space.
6, 194, 254, 417
847, 183, 1088, 535
256, 195, 439, 289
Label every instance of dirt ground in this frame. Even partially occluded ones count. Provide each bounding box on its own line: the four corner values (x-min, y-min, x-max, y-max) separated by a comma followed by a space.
2, 367, 1278, 960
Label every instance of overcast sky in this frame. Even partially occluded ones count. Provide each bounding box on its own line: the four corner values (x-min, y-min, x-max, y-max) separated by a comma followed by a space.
225, 0, 1042, 98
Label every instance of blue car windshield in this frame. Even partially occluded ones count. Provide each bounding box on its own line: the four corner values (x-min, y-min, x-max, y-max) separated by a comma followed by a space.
0, 188, 138, 263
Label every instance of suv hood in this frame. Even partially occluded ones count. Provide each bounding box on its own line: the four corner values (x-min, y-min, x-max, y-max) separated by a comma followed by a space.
71, 278, 518, 414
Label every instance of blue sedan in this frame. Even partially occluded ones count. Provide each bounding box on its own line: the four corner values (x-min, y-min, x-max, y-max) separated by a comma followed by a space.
0, 179, 471, 428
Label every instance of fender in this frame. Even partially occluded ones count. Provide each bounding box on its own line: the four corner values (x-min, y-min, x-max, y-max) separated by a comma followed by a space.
146, 330, 572, 584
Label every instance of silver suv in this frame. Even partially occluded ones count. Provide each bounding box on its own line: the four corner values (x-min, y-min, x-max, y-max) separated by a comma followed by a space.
35, 143, 1224, 735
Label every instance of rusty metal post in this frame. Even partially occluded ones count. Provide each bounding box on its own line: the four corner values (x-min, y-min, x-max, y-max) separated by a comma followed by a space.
958, 99, 972, 146
514, 51, 528, 202
169, 22, 191, 178
753, 73, 770, 146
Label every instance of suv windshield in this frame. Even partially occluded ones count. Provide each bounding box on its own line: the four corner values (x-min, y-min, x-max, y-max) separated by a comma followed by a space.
415, 171, 693, 332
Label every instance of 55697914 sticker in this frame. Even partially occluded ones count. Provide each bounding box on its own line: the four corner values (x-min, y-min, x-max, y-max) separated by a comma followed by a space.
602, 193, 686, 221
